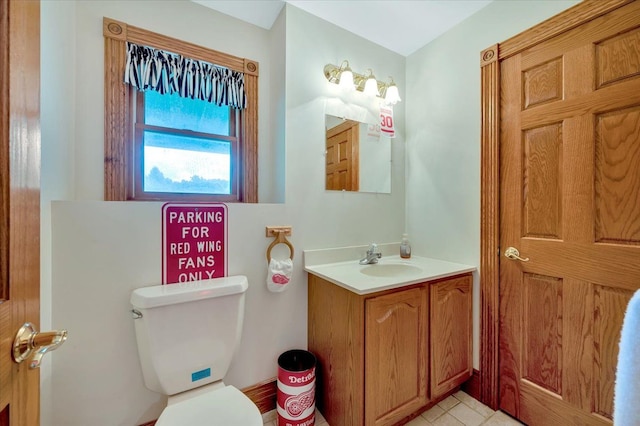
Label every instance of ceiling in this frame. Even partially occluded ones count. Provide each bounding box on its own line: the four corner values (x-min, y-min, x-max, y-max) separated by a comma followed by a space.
191, 0, 493, 56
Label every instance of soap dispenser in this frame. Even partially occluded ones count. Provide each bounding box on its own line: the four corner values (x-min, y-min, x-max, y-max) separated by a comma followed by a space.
400, 234, 411, 259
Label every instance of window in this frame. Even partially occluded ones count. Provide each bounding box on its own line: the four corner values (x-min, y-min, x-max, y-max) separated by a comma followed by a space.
135, 90, 239, 200
103, 18, 259, 202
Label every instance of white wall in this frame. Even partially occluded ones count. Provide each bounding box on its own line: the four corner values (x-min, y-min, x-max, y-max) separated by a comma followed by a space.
70, 0, 282, 202
267, 9, 287, 204
45, 3, 405, 425
359, 123, 392, 194
284, 4, 406, 219
405, 0, 580, 369
40, 1, 76, 423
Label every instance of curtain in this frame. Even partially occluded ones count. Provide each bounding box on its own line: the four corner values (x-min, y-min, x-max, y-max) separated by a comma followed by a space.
124, 42, 246, 109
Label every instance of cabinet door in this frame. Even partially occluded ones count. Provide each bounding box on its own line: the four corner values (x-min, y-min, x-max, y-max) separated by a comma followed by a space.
430, 275, 473, 397
365, 287, 428, 426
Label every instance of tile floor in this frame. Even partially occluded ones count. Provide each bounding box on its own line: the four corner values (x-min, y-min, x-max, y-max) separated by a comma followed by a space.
406, 391, 524, 426
262, 391, 523, 426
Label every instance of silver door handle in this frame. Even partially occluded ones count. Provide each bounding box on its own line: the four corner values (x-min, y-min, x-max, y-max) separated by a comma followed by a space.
504, 247, 529, 262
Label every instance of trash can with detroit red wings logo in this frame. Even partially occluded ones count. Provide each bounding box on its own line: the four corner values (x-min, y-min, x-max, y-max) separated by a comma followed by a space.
277, 349, 316, 426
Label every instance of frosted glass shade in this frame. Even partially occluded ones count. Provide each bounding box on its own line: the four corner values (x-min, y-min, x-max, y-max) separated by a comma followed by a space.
338, 70, 355, 91
364, 77, 379, 96
385, 84, 402, 104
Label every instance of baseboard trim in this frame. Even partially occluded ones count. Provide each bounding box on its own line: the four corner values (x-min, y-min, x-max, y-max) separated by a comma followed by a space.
462, 368, 481, 400
242, 377, 277, 414
241, 371, 482, 419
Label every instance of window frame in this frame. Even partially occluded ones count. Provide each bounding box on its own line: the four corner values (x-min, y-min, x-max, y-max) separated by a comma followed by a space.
103, 17, 259, 202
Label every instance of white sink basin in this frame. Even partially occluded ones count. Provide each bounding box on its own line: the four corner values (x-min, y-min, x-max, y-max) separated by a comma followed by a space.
360, 263, 423, 277
304, 253, 476, 295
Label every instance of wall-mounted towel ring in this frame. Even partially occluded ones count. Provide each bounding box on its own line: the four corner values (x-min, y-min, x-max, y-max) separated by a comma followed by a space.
266, 226, 294, 262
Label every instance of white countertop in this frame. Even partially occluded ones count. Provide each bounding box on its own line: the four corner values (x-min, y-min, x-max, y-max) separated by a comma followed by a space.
304, 245, 476, 295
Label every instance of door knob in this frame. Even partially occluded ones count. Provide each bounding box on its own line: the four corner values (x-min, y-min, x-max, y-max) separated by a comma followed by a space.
13, 322, 68, 369
504, 246, 530, 262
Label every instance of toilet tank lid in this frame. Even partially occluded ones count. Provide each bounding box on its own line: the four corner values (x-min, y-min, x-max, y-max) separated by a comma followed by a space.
131, 275, 248, 309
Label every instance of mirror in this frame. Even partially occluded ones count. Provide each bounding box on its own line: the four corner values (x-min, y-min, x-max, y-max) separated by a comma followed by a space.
325, 114, 391, 193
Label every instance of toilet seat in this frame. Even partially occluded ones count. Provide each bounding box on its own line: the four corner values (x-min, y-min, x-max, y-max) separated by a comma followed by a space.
156, 385, 263, 426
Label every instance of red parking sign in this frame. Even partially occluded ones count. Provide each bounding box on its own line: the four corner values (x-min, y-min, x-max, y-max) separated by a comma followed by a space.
162, 203, 227, 284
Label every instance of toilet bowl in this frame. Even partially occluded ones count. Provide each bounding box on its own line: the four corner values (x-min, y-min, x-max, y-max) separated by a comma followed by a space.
130, 276, 263, 425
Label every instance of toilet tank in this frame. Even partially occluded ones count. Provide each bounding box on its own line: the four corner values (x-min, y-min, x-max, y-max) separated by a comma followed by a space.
130, 276, 248, 396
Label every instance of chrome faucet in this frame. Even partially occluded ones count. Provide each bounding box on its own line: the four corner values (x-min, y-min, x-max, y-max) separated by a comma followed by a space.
360, 243, 382, 265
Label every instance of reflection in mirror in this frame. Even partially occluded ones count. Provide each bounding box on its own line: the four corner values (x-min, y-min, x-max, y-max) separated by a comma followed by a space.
325, 115, 391, 194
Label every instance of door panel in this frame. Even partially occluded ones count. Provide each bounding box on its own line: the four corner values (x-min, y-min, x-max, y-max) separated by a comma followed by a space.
595, 27, 640, 88
522, 123, 563, 239
521, 273, 562, 394
522, 57, 563, 109
499, 2, 640, 424
592, 286, 630, 418
595, 106, 640, 243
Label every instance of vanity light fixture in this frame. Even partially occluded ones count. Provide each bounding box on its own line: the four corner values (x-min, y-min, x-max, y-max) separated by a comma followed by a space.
323, 60, 401, 104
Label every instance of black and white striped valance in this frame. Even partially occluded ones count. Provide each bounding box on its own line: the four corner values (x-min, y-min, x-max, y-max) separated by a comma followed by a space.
124, 42, 246, 109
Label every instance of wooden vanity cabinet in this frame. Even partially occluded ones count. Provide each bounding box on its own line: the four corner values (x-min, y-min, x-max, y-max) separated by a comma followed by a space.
308, 272, 472, 426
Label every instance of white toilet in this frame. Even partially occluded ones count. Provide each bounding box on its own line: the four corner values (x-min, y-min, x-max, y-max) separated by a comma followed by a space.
130, 275, 263, 425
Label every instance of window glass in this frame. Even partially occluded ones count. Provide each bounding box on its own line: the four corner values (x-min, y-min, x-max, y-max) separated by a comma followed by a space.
144, 90, 230, 135
143, 131, 231, 194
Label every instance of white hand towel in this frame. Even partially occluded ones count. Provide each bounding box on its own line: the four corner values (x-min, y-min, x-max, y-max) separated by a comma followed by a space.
614, 288, 640, 426
267, 258, 293, 292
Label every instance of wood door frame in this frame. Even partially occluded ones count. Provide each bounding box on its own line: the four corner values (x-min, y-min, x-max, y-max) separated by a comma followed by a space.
478, 0, 634, 410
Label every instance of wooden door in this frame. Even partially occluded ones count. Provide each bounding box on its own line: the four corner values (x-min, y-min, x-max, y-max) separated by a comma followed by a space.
430, 275, 472, 398
499, 2, 640, 424
325, 119, 359, 191
0, 0, 41, 425
364, 287, 428, 426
